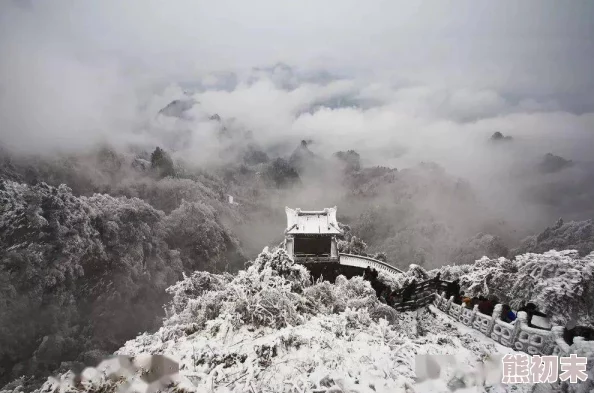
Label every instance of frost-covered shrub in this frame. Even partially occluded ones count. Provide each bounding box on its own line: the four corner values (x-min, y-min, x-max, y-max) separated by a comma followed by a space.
233, 287, 305, 328
337, 236, 368, 255
343, 307, 374, 331
370, 304, 400, 325
162, 248, 313, 332
225, 249, 311, 328
406, 264, 430, 280
165, 271, 231, 315
435, 264, 473, 282
376, 270, 406, 291
335, 275, 376, 300
166, 289, 229, 333
303, 281, 345, 314
514, 251, 594, 325
253, 247, 311, 292
160, 248, 400, 339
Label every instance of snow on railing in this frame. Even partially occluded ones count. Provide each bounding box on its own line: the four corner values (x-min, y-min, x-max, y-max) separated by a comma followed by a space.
433, 292, 592, 357
492, 318, 516, 347
338, 253, 404, 275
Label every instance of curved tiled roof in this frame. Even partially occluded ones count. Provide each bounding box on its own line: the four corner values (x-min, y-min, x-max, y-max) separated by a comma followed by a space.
285, 206, 343, 235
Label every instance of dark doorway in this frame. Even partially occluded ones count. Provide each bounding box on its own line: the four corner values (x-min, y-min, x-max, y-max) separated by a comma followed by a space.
294, 236, 331, 256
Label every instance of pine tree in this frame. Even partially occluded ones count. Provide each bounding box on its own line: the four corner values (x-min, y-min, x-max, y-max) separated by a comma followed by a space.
150, 147, 175, 178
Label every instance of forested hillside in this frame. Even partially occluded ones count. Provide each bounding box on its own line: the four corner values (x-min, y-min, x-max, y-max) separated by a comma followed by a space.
0, 178, 243, 385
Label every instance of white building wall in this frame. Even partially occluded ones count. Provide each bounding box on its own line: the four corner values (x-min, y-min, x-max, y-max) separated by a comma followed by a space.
330, 236, 338, 258
285, 237, 294, 257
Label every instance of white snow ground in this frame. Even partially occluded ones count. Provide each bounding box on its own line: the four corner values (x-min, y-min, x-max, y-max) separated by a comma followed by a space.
36, 304, 532, 393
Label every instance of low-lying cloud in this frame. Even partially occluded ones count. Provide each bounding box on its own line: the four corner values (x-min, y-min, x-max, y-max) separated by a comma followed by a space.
1, 0, 594, 235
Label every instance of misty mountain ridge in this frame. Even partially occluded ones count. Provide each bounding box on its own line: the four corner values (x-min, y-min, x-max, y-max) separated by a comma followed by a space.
538, 152, 574, 174
490, 131, 513, 142
2, 100, 594, 392
158, 98, 197, 118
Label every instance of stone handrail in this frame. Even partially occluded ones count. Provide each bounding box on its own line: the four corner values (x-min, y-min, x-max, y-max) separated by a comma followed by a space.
339, 253, 404, 275
377, 279, 591, 356
433, 292, 591, 357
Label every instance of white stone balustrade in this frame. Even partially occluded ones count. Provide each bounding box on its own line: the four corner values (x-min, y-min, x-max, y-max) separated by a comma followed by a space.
432, 293, 593, 357
436, 291, 449, 312
491, 310, 521, 347
459, 305, 476, 326
473, 311, 493, 335
448, 298, 463, 319
513, 311, 554, 355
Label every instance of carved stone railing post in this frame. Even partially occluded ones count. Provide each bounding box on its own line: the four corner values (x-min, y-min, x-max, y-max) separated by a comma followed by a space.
458, 301, 465, 321
512, 311, 528, 352
550, 326, 570, 356
485, 304, 502, 336
571, 336, 585, 354
434, 291, 444, 310
516, 311, 527, 327
509, 313, 523, 346
469, 304, 478, 325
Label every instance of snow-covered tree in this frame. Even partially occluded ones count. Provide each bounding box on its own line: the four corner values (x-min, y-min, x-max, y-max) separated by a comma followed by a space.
0, 179, 241, 387
512, 218, 594, 257
451, 232, 509, 265
435, 250, 594, 326
150, 147, 176, 178
164, 200, 244, 272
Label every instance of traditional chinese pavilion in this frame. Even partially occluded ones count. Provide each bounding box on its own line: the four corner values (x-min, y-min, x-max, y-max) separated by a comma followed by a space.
284, 207, 343, 262
283, 206, 402, 281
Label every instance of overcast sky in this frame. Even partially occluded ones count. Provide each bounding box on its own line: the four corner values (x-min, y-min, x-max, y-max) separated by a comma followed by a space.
1, 0, 593, 158
3, 1, 594, 88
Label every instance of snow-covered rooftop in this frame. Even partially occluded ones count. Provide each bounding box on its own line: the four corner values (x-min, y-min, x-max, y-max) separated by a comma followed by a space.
285, 206, 343, 236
